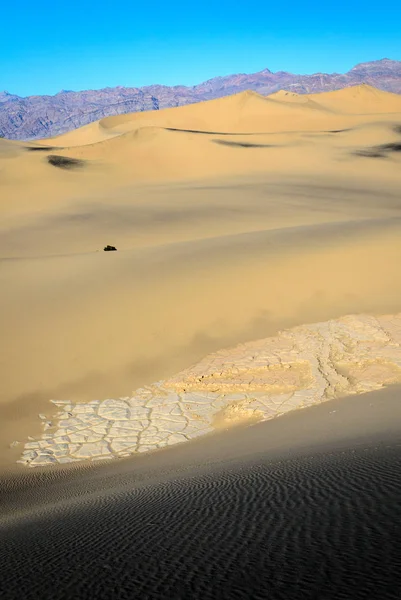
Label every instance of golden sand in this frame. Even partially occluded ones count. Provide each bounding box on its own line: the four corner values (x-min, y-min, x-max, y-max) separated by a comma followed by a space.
0, 84, 400, 468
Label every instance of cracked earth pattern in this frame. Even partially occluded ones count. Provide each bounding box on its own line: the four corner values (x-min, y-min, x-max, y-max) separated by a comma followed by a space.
18, 313, 401, 467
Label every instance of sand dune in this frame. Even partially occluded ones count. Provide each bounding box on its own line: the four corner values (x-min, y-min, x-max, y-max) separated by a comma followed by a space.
1, 82, 401, 599
270, 85, 401, 114
1, 85, 400, 219
1, 387, 400, 599
41, 118, 121, 147
96, 90, 333, 135
37, 84, 401, 151
307, 83, 401, 114
0, 84, 401, 469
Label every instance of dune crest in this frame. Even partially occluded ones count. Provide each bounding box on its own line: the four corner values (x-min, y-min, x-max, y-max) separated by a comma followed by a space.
307, 83, 401, 113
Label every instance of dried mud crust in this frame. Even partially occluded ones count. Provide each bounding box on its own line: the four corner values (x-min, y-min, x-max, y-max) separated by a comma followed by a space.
18, 312, 401, 466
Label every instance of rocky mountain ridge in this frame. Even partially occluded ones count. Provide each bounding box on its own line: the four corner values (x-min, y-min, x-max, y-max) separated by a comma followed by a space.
1, 58, 400, 140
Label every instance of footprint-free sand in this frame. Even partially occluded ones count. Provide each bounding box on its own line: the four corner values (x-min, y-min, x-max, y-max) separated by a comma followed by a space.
0, 84, 400, 598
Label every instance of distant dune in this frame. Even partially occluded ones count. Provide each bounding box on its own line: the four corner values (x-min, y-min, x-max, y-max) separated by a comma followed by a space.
0, 58, 400, 140
22, 85, 401, 186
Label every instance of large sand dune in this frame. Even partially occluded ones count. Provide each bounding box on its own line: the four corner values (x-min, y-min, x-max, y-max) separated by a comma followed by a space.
1, 82, 401, 599
0, 84, 401, 468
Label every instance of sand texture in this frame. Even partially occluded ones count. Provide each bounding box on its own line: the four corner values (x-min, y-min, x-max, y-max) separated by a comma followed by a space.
1, 80, 401, 599
1, 386, 400, 599
1, 84, 401, 469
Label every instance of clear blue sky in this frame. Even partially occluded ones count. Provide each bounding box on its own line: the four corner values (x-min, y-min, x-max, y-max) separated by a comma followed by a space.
1, 0, 400, 97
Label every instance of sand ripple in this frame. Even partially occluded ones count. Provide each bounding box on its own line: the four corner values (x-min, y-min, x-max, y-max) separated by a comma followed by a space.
1, 442, 400, 599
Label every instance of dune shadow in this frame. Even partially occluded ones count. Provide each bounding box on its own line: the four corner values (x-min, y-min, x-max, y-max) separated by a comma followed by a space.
212, 139, 276, 148
47, 155, 86, 170
165, 127, 264, 136
25, 146, 58, 152
354, 149, 388, 158
381, 142, 401, 152
327, 129, 351, 134
354, 143, 401, 159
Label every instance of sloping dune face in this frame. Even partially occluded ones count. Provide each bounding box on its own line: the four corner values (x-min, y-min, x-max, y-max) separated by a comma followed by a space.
0, 85, 401, 468
307, 84, 401, 114
269, 84, 401, 115
99, 89, 334, 133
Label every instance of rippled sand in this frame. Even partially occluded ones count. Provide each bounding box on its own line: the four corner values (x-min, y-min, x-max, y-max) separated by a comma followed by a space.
1, 386, 400, 599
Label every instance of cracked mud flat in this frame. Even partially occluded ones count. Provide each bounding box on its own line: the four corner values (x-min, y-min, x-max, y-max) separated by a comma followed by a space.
19, 313, 401, 467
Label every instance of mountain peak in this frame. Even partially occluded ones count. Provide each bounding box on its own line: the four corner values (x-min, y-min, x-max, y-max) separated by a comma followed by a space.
1, 59, 399, 140
350, 58, 400, 72
0, 91, 20, 103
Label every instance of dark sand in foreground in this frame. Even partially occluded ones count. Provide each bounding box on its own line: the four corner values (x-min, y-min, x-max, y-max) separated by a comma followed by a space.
1, 386, 400, 599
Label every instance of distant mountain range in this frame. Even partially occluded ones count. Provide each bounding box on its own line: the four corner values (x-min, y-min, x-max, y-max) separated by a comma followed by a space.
1, 59, 400, 141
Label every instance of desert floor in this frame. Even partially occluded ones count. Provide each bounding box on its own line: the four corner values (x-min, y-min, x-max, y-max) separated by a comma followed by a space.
0, 83, 401, 599
1, 84, 401, 468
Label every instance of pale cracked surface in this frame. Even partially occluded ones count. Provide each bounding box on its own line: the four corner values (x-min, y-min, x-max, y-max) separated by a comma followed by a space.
18, 313, 401, 467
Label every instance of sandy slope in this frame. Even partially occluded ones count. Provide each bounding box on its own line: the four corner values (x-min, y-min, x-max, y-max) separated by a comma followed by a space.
307, 83, 401, 113
0, 84, 401, 468
0, 387, 400, 599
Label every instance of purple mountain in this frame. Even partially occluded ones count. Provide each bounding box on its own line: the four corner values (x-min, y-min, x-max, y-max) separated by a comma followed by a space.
0, 59, 400, 141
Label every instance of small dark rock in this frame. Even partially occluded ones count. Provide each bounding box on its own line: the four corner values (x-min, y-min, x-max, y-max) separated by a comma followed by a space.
104, 245, 117, 251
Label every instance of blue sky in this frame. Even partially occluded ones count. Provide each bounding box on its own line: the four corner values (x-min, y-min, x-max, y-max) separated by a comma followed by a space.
1, 1, 400, 96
